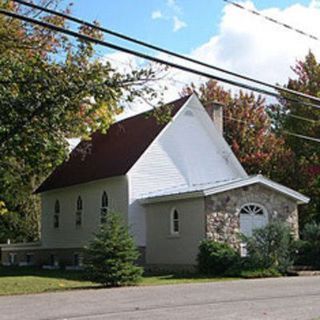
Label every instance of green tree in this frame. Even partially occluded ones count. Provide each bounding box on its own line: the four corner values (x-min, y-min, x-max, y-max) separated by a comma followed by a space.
270, 51, 320, 224
84, 212, 143, 287
0, 0, 159, 242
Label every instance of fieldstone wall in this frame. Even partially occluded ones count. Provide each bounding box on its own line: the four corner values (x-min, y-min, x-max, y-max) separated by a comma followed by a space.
205, 184, 299, 250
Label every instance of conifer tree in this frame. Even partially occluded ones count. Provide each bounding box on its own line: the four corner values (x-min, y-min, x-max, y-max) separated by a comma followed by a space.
84, 212, 143, 287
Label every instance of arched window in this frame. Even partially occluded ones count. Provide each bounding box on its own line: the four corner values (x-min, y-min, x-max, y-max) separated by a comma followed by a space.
240, 204, 264, 216
75, 196, 83, 227
54, 200, 60, 229
100, 191, 108, 224
54, 200, 60, 214
240, 203, 268, 237
170, 208, 180, 235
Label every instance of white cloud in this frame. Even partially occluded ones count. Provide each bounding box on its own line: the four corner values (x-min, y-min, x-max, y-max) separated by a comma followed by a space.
190, 1, 320, 90
104, 1, 320, 119
151, 10, 163, 20
166, 0, 182, 14
310, 0, 320, 9
173, 16, 187, 32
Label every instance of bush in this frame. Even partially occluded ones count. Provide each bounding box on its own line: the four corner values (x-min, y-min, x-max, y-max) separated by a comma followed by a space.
197, 240, 240, 275
295, 221, 320, 268
240, 268, 281, 279
83, 211, 143, 287
243, 221, 294, 274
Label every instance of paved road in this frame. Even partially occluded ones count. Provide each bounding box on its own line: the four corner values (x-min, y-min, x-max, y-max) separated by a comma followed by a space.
1, 276, 320, 320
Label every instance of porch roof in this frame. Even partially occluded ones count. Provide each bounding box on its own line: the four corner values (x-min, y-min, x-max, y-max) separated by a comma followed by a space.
139, 175, 310, 205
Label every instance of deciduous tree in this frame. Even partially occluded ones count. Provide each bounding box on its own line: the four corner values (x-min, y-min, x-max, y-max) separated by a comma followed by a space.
0, 0, 159, 242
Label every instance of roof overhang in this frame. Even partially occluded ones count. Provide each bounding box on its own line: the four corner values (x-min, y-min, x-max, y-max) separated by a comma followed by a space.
140, 175, 310, 205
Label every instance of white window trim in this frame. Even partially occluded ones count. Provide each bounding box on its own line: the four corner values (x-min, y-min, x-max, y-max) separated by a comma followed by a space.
239, 202, 268, 217
170, 208, 180, 236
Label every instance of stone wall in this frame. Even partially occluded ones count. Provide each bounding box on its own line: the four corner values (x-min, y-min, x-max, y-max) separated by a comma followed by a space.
205, 184, 299, 250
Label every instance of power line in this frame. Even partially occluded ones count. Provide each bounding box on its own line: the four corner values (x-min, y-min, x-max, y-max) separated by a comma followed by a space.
223, 0, 320, 42
11, 0, 320, 105
284, 131, 320, 143
286, 113, 319, 124
2, 8, 320, 113
223, 116, 320, 144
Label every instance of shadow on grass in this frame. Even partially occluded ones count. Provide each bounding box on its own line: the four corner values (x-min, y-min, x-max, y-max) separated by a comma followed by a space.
0, 266, 88, 282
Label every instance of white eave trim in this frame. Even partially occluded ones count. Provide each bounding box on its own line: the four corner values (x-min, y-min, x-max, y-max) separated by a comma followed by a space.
204, 175, 310, 204
140, 175, 310, 205
140, 190, 204, 204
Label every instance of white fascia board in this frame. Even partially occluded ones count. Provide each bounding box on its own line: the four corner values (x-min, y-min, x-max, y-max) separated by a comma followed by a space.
140, 190, 204, 205
204, 175, 310, 204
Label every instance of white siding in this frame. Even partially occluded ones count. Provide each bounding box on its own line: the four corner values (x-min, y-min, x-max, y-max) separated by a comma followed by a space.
41, 176, 128, 249
128, 95, 247, 246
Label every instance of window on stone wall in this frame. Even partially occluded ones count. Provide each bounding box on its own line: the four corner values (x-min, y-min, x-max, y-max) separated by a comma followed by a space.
76, 196, 83, 228
240, 203, 268, 238
240, 204, 264, 216
54, 200, 60, 229
100, 191, 108, 224
170, 208, 180, 235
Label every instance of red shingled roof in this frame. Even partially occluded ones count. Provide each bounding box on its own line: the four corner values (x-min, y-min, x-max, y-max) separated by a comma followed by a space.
36, 95, 190, 193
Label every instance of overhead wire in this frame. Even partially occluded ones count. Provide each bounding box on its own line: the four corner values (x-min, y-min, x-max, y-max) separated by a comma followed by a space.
1, 5, 319, 143
223, 0, 320, 43
10, 0, 320, 105
2, 7, 320, 113
283, 131, 320, 143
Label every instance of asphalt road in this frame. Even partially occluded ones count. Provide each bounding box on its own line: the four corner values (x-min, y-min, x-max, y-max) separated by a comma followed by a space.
1, 276, 320, 320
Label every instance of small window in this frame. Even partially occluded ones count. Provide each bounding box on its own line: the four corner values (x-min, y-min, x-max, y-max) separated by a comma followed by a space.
75, 196, 83, 227
50, 254, 59, 267
100, 191, 108, 224
26, 254, 34, 265
54, 200, 60, 229
54, 200, 60, 214
74, 254, 80, 266
50, 254, 55, 266
170, 208, 180, 235
9, 253, 17, 265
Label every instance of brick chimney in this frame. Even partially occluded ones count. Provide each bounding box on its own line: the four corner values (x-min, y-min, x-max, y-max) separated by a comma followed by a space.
205, 101, 224, 134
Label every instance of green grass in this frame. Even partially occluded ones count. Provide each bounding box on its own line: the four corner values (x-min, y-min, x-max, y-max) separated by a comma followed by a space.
0, 267, 238, 296
0, 267, 99, 296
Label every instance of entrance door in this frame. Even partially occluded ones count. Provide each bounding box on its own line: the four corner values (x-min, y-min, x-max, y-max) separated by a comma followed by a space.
240, 203, 268, 237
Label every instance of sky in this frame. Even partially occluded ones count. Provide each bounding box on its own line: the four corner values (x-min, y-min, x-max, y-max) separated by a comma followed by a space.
65, 0, 320, 117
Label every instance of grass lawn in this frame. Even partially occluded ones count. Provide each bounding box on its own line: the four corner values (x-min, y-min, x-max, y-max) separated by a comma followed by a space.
0, 267, 238, 296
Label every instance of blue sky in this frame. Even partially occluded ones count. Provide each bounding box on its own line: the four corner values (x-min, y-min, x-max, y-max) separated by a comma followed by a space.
61, 0, 320, 115
70, 0, 311, 53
